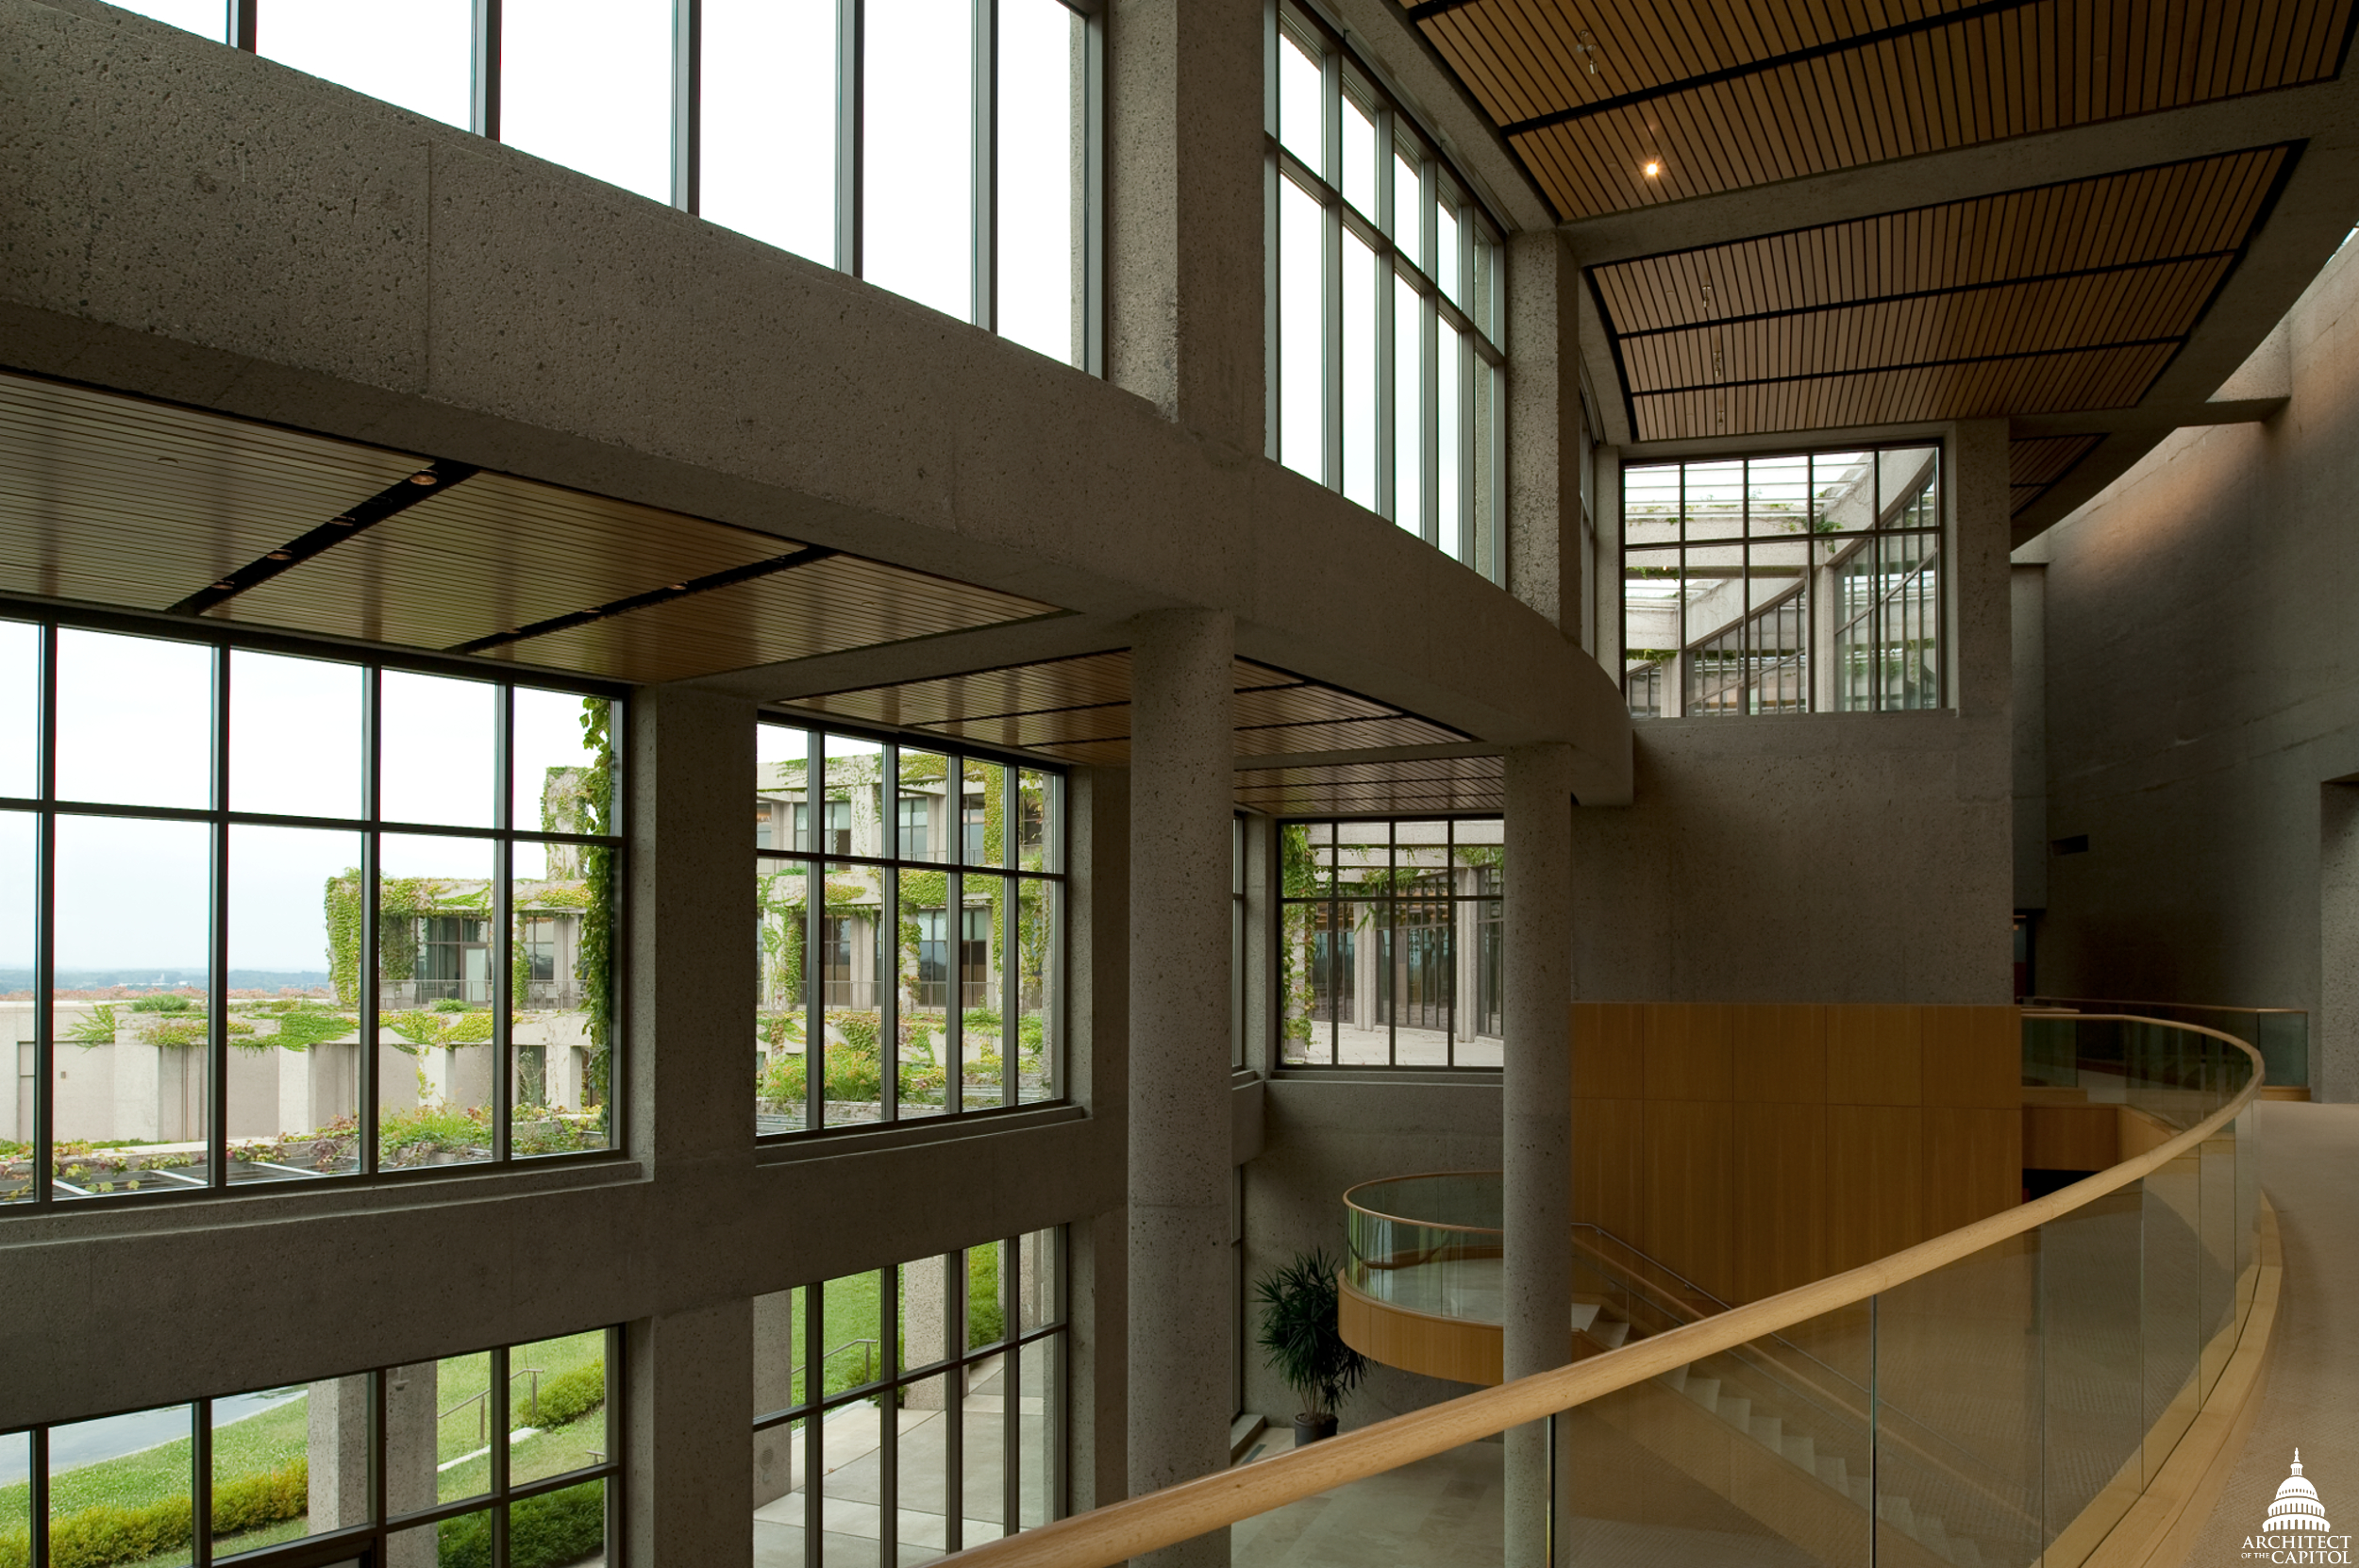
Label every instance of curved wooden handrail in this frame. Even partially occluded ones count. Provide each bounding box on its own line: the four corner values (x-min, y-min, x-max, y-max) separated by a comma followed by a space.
939, 1017, 2265, 1568
1341, 1170, 1505, 1235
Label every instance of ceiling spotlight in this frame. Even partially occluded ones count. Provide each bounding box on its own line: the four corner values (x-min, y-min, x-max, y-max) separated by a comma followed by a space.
329, 514, 358, 526
266, 549, 293, 560
408, 472, 439, 486
667, 582, 689, 592
213, 580, 236, 591
1642, 159, 1662, 177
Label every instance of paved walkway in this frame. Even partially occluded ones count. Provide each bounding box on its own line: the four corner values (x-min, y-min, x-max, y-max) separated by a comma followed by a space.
2186, 1101, 2359, 1560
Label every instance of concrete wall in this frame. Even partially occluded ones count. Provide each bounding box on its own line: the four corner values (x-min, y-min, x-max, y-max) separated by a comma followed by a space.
2033, 240, 2359, 1100
1572, 421, 2016, 1004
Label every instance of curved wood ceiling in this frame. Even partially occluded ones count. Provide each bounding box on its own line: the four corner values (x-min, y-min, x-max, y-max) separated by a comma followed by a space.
1412, 0, 2353, 221
1588, 146, 2292, 439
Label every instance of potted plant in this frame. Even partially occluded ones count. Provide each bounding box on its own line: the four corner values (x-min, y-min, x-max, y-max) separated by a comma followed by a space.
1253, 1246, 1371, 1444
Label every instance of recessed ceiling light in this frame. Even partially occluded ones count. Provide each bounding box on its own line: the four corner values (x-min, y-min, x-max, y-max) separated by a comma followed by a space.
1642, 160, 1662, 177
266, 550, 293, 560
668, 582, 688, 592
408, 472, 439, 486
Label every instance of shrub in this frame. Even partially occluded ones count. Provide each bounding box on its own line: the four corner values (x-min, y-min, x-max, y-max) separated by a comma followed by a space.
0, 1460, 307, 1568
436, 1481, 603, 1568
129, 993, 193, 1013
430, 997, 474, 1013
518, 1360, 606, 1429
269, 1009, 359, 1050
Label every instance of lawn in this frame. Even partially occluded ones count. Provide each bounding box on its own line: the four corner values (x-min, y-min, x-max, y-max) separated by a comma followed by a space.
779, 1248, 1006, 1410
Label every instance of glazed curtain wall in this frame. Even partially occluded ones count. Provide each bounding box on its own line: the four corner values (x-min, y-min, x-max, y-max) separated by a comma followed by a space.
0, 1326, 621, 1568
107, 0, 1097, 371
0, 615, 624, 1209
751, 1228, 1065, 1565
1279, 817, 1504, 1069
1622, 444, 1945, 719
1269, 3, 1507, 580
753, 722, 1063, 1136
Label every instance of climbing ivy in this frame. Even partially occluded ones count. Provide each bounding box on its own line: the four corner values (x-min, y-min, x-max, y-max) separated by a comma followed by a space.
577, 698, 617, 1124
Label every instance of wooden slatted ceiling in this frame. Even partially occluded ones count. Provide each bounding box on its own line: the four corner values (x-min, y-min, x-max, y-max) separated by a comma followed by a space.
1233, 756, 1508, 814
2007, 432, 2105, 513
1413, 0, 2350, 220
1592, 150, 2286, 440
790, 654, 1471, 773
0, 373, 422, 610
0, 369, 1058, 682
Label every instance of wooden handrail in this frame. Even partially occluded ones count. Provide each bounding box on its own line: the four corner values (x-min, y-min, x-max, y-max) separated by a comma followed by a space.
1341, 1170, 1504, 1235
938, 1017, 2265, 1568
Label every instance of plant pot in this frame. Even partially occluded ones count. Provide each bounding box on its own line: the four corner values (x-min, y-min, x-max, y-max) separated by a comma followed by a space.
1293, 1413, 1338, 1446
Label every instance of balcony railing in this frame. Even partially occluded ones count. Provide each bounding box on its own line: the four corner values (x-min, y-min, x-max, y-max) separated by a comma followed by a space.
940, 1013, 2266, 1568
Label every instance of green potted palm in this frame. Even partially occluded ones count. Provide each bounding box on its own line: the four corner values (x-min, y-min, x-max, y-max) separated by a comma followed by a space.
1254, 1246, 1371, 1444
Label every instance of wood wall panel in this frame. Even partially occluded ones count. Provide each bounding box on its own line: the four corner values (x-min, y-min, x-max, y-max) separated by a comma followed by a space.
1574, 1003, 1648, 1099
1827, 1104, 1925, 1274
1733, 1103, 1830, 1301
1574, 1097, 1646, 1243
1646, 1005, 1733, 1100
1644, 1099, 1736, 1299
1337, 1278, 1503, 1386
1922, 1006, 2023, 1107
2023, 1104, 2119, 1170
1731, 1003, 1826, 1104
1922, 1106, 2023, 1234
1827, 1005, 1923, 1104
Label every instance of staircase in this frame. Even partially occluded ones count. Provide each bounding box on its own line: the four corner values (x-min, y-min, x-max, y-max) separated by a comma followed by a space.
1561, 1233, 2033, 1568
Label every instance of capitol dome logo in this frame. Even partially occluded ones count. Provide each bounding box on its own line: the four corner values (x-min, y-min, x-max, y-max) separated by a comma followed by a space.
2244, 1452, 2350, 1563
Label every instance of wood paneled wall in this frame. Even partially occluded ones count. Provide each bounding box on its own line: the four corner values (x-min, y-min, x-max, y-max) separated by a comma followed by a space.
1572, 1004, 2023, 1306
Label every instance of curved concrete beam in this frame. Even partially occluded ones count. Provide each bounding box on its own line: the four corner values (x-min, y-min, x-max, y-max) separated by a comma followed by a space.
0, 0, 1632, 800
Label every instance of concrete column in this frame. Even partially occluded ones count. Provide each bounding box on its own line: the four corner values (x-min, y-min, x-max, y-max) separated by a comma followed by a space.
1066, 766, 1131, 1514
2322, 783, 2359, 1103
626, 683, 758, 1169
626, 1300, 754, 1568
750, 1292, 798, 1509
1106, 0, 1263, 451
305, 1375, 371, 1532
384, 1360, 439, 1568
1502, 742, 1576, 1566
904, 1254, 954, 1409
1506, 232, 1585, 636
1126, 609, 1234, 1568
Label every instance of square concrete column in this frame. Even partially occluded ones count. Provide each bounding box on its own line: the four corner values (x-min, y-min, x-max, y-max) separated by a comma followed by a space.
1502, 742, 1575, 1565
1506, 232, 1587, 642
1106, 0, 1264, 452
306, 1375, 371, 1532
626, 1300, 754, 1568
1126, 609, 1234, 1568
384, 1360, 439, 1568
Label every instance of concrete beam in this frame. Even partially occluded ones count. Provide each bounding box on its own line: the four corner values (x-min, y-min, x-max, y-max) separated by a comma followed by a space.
692, 612, 1130, 704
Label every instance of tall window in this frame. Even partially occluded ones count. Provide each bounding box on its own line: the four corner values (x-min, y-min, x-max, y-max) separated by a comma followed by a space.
1621, 445, 1947, 718
753, 1230, 1065, 1563
1278, 817, 1503, 1069
0, 618, 623, 1209
754, 726, 1064, 1135
114, 0, 1100, 369
1269, 5, 1506, 579
0, 1326, 620, 1568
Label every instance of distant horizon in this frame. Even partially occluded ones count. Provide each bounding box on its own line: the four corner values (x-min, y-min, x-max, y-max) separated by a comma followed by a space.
0, 968, 332, 990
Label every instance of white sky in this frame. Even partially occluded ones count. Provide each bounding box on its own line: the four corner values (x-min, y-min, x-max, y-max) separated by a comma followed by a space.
110, 0, 1086, 367
0, 627, 609, 974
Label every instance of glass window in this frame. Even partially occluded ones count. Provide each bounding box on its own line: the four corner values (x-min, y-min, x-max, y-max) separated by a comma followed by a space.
997, 0, 1083, 364
863, 0, 977, 320
260, 0, 473, 129
755, 723, 1064, 1136
752, 1232, 1065, 1567
499, 0, 674, 203
701, 0, 840, 266
110, 0, 224, 40
2, 615, 624, 1212
1619, 446, 1946, 717
7, 1330, 620, 1567
0, 619, 33, 800
1280, 817, 1503, 1069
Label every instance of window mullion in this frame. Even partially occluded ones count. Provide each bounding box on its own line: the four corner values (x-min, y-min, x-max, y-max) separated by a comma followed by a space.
1320, 46, 1343, 492
208, 647, 229, 1191
31, 624, 53, 1206
471, 0, 502, 141
672, 0, 700, 212
361, 667, 383, 1176
974, 0, 997, 331
840, 0, 863, 275
1375, 110, 1397, 524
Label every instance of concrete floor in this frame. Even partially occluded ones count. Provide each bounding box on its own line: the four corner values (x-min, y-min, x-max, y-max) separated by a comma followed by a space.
2186, 1101, 2359, 1557
754, 1356, 1046, 1568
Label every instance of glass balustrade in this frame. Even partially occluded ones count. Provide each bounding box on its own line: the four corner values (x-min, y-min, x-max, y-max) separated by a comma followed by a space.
1228, 1015, 2262, 1568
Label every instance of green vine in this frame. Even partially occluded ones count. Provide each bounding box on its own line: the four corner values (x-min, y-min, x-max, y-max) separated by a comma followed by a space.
577, 698, 617, 1124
